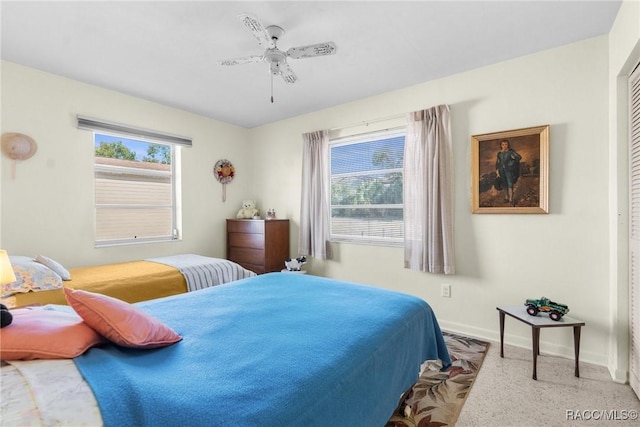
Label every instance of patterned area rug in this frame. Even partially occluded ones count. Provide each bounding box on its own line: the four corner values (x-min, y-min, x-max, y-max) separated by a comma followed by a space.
386, 331, 490, 427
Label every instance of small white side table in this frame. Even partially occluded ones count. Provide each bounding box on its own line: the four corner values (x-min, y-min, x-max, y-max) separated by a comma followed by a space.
497, 305, 585, 380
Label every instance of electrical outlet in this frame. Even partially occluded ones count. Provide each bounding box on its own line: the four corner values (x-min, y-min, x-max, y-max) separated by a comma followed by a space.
441, 284, 451, 298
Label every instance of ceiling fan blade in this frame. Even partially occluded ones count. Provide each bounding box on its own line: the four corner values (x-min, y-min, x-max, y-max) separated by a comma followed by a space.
279, 62, 298, 84
218, 55, 263, 66
238, 14, 276, 49
287, 42, 336, 59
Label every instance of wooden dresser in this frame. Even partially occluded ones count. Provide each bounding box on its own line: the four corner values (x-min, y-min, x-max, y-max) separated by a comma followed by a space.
226, 219, 290, 274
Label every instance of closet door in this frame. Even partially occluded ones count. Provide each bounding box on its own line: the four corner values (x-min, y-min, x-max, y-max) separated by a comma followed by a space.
629, 62, 640, 398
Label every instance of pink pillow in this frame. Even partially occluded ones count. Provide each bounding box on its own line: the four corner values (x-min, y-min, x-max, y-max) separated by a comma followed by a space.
64, 288, 182, 349
0, 307, 104, 360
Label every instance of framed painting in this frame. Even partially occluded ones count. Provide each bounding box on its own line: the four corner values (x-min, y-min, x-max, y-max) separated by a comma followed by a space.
471, 125, 549, 214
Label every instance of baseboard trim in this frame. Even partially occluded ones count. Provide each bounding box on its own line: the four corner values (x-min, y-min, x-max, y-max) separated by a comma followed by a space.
438, 319, 609, 372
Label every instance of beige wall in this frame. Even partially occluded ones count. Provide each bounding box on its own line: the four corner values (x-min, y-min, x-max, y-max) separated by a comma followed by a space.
1, 1, 638, 379
249, 35, 612, 368
0, 62, 253, 267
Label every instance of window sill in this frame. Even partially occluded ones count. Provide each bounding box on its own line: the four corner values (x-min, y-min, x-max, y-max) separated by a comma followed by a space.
95, 237, 181, 248
329, 238, 403, 248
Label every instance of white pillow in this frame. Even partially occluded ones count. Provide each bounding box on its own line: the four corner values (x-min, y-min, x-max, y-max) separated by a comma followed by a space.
35, 254, 71, 281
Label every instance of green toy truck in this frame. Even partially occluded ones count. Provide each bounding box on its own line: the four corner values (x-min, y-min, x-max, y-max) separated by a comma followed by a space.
525, 297, 569, 321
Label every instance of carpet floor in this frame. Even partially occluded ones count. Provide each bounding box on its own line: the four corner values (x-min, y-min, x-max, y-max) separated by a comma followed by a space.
386, 331, 490, 427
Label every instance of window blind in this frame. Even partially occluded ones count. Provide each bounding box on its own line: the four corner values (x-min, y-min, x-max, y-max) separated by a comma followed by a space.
329, 128, 405, 246
77, 115, 192, 147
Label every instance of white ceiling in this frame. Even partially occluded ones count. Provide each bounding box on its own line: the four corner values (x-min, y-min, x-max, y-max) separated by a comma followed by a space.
1, 1, 622, 129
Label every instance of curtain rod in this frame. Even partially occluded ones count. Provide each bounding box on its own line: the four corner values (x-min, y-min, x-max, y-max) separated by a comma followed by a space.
329, 113, 406, 132
328, 104, 450, 132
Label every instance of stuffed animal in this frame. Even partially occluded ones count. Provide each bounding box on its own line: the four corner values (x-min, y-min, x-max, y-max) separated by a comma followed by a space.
285, 256, 307, 271
0, 303, 13, 328
236, 200, 259, 219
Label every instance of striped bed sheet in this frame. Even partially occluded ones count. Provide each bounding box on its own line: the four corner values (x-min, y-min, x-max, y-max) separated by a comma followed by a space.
146, 254, 256, 292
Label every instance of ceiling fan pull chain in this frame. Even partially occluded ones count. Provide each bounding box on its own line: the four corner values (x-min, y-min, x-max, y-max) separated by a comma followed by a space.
271, 72, 274, 103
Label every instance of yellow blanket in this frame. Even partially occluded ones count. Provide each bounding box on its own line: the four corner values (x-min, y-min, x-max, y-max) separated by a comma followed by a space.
5, 261, 186, 308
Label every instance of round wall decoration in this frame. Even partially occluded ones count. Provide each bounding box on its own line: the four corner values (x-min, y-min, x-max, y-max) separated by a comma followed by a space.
213, 159, 235, 202
1, 132, 37, 160
1, 132, 38, 179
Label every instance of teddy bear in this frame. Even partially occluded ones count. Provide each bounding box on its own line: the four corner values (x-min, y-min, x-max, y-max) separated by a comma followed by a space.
236, 200, 259, 219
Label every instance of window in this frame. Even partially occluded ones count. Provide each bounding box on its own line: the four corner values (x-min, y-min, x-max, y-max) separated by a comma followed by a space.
77, 115, 191, 247
94, 133, 178, 246
329, 128, 405, 246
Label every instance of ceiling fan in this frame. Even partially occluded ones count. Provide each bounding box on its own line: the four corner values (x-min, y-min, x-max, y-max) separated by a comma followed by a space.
218, 14, 337, 102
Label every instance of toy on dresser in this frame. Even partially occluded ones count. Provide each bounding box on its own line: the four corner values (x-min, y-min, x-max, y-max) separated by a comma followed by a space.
236, 200, 259, 219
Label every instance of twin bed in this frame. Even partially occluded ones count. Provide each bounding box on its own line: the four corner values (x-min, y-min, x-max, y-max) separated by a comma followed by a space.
1, 266, 451, 426
1, 254, 256, 308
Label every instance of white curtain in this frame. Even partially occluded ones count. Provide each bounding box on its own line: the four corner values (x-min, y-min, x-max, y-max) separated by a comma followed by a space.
404, 105, 455, 274
299, 130, 332, 260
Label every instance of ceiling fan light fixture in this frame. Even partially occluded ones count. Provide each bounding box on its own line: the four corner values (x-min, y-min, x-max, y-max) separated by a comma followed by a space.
264, 49, 286, 65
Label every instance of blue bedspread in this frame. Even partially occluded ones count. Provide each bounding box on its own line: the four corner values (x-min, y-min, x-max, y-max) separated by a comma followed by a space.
74, 273, 451, 427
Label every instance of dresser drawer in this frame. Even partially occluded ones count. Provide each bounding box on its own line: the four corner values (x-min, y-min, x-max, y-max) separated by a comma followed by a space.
227, 220, 265, 234
228, 233, 265, 249
229, 247, 265, 265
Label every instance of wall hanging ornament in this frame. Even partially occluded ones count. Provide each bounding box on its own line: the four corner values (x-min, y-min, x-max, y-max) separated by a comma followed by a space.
213, 159, 235, 202
1, 132, 38, 179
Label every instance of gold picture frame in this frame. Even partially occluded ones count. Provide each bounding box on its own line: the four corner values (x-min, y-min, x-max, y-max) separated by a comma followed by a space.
471, 125, 549, 214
